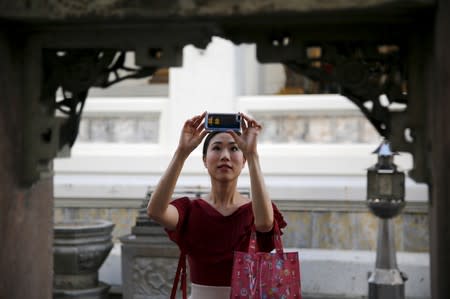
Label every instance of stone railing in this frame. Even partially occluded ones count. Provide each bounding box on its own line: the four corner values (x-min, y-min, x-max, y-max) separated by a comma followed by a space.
54, 176, 429, 253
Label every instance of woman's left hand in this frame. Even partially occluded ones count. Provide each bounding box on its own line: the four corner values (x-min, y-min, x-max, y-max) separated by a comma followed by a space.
229, 112, 262, 157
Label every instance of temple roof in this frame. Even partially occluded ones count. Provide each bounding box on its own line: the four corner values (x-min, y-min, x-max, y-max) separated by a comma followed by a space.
0, 0, 434, 24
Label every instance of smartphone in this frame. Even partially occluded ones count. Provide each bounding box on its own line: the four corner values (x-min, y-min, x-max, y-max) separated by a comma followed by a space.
205, 113, 241, 132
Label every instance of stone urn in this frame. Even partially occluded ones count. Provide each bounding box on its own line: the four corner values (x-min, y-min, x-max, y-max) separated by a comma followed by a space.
53, 220, 115, 299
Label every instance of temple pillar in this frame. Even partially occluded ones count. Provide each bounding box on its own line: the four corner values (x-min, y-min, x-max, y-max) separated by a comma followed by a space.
428, 0, 450, 298
0, 32, 53, 299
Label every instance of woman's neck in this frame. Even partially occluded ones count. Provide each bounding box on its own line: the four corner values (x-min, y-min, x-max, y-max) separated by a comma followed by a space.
209, 181, 239, 207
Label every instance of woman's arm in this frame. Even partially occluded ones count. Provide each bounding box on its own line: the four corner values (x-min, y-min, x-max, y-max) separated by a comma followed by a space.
230, 113, 273, 232
147, 149, 189, 230
246, 153, 274, 232
147, 112, 208, 230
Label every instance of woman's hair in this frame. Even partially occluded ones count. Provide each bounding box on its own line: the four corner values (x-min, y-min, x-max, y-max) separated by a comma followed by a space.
202, 131, 241, 158
202, 131, 221, 158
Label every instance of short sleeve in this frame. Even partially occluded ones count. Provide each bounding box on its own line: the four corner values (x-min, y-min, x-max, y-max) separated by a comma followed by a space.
256, 202, 287, 252
164, 197, 191, 247
273, 203, 287, 230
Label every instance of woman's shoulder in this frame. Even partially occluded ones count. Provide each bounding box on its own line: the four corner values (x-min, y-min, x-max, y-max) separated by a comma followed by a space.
170, 197, 208, 209
169, 196, 192, 209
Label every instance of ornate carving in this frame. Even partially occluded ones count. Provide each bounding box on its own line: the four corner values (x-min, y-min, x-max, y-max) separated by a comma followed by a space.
79, 249, 107, 271
285, 43, 407, 138
133, 257, 179, 298
280, 42, 427, 182
43, 50, 156, 148
22, 49, 156, 186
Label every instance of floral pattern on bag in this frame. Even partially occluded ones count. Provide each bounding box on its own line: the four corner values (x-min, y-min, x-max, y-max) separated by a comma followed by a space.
230, 223, 302, 299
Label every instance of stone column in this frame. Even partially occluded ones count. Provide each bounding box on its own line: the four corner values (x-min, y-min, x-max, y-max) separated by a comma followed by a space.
428, 1, 450, 298
0, 33, 53, 298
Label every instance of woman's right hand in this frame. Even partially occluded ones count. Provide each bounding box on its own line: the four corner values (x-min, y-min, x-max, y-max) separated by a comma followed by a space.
147, 112, 207, 230
177, 112, 208, 156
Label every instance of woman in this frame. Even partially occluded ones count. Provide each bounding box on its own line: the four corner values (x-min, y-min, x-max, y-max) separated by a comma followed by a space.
147, 111, 286, 299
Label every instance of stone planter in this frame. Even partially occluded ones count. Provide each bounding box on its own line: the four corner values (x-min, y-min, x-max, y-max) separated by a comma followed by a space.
53, 220, 115, 299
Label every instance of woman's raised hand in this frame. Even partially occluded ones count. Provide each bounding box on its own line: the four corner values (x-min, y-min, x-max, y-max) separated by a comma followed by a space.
178, 112, 208, 156
229, 112, 262, 158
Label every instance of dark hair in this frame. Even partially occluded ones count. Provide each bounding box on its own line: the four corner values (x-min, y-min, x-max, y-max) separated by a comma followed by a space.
202, 131, 241, 157
202, 131, 221, 157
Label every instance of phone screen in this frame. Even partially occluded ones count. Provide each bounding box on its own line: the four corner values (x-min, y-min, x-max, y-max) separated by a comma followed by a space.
205, 113, 241, 132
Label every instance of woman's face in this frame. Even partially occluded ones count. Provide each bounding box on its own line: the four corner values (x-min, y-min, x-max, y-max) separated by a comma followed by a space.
203, 132, 246, 181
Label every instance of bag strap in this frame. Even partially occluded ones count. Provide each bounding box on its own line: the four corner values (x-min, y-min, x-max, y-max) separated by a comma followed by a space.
248, 220, 284, 255
248, 228, 258, 254
170, 251, 187, 299
272, 221, 284, 255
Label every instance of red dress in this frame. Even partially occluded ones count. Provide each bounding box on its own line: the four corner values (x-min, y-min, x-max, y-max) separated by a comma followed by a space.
165, 197, 287, 286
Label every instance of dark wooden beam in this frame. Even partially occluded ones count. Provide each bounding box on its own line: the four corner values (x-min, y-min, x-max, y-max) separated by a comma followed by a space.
0, 0, 434, 24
